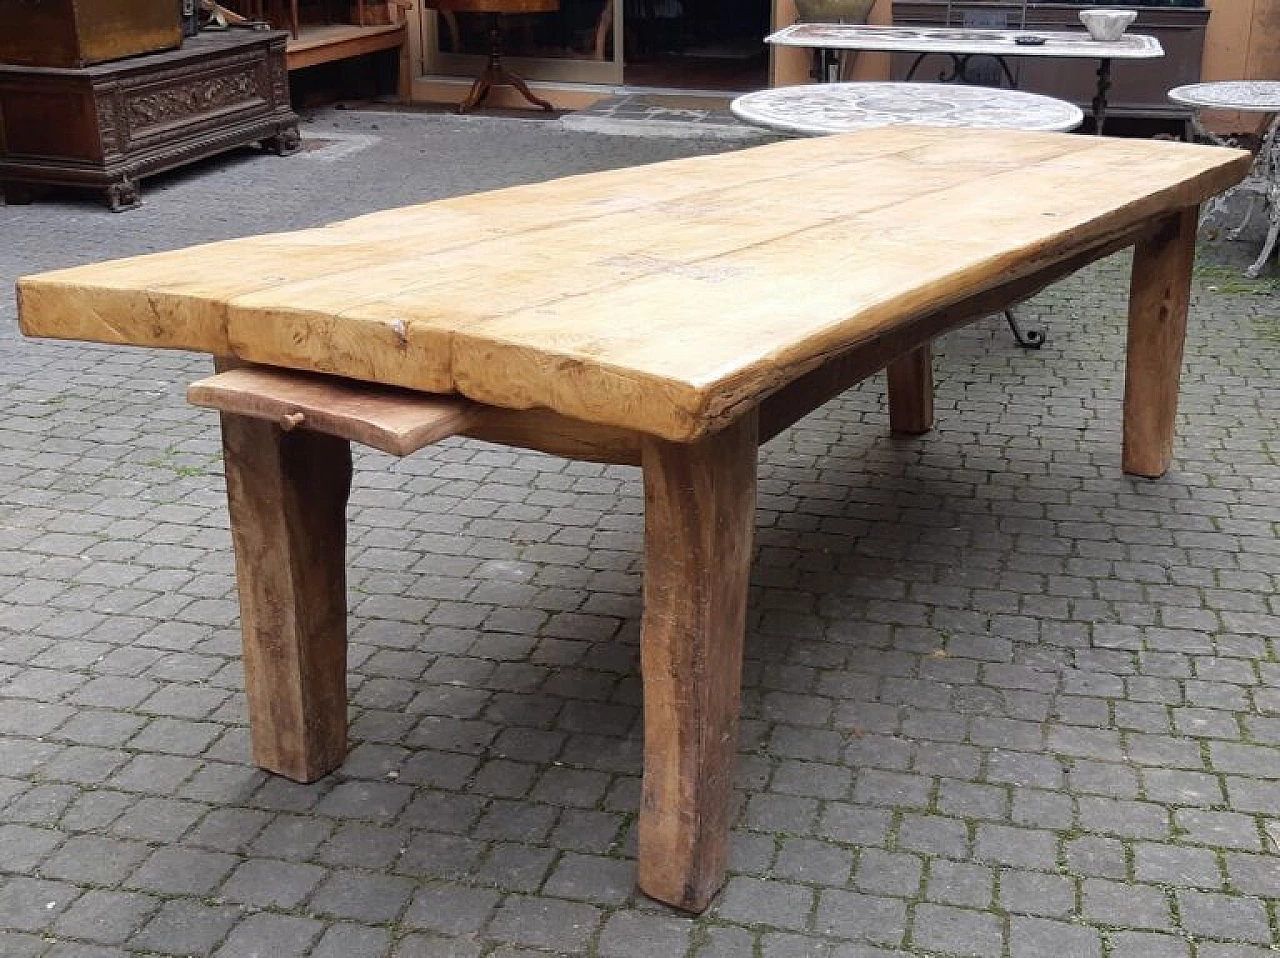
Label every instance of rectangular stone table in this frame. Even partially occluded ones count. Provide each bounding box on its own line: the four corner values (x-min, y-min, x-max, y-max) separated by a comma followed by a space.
766, 23, 1164, 133
15, 128, 1249, 912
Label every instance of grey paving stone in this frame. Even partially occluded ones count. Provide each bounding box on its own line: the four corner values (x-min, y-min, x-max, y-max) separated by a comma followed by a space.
1109, 931, 1192, 958
212, 912, 324, 958
1175, 889, 1272, 944
473, 841, 556, 892
130, 900, 242, 957
393, 933, 485, 957
485, 895, 602, 951
974, 824, 1057, 870
1133, 842, 1222, 889
926, 860, 993, 909
52, 889, 159, 944
395, 831, 486, 881
717, 876, 814, 931
314, 780, 413, 822
0, 931, 45, 958
542, 852, 636, 905
999, 869, 1076, 918
912, 904, 1004, 957
39, 835, 148, 886
218, 858, 327, 908
402, 882, 501, 936
815, 890, 907, 946
247, 813, 334, 859
0, 876, 80, 931
0, 824, 62, 873
125, 847, 237, 895
774, 837, 854, 886
854, 849, 922, 898
307, 870, 414, 923
598, 909, 695, 957
312, 923, 393, 958
1081, 878, 1172, 930
1010, 916, 1101, 958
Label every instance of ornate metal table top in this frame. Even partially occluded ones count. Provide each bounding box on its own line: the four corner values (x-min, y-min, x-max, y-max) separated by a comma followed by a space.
766, 23, 1163, 59
1169, 81, 1280, 113
731, 81, 1083, 136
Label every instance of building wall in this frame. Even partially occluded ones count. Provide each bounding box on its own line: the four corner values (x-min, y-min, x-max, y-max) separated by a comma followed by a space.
1200, 0, 1280, 133
769, 0, 1279, 133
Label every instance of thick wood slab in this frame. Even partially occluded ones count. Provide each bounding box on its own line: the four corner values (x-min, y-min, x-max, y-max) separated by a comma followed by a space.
19, 129, 1249, 441
188, 366, 481, 457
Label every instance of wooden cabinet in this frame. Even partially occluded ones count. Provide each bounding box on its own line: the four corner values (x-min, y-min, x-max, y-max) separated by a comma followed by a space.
890, 2, 1209, 124
0, 31, 299, 210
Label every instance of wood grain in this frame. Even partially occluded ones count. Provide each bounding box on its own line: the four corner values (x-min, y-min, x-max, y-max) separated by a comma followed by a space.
222, 414, 352, 782
1122, 207, 1198, 479
637, 412, 757, 912
189, 366, 481, 457
17, 129, 1250, 442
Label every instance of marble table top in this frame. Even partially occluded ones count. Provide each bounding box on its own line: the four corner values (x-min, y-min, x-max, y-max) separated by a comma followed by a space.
1168, 81, 1280, 113
767, 23, 1163, 60
731, 81, 1084, 137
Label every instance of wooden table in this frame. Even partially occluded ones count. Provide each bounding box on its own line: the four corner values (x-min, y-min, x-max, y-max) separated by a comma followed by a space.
766, 23, 1163, 135
425, 0, 559, 112
16, 129, 1248, 912
1169, 81, 1280, 278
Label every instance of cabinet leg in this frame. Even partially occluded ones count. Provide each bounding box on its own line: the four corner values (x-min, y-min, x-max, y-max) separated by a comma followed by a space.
2, 182, 34, 205
106, 179, 141, 212
264, 124, 302, 156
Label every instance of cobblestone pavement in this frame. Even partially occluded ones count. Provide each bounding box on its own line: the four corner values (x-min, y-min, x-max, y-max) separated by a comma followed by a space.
1, 108, 1279, 958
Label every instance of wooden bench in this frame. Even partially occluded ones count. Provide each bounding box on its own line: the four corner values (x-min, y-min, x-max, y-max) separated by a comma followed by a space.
17, 128, 1250, 911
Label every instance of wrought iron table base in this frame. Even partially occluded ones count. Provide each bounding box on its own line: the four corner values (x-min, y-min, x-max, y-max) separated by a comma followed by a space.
1187, 111, 1280, 279
814, 48, 1114, 135
899, 50, 1112, 135
1004, 309, 1044, 349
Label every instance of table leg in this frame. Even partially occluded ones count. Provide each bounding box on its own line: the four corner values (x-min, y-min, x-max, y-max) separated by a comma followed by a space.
221, 413, 353, 782
1091, 58, 1112, 136
637, 413, 757, 913
887, 345, 934, 434
1122, 207, 1197, 478
904, 52, 929, 81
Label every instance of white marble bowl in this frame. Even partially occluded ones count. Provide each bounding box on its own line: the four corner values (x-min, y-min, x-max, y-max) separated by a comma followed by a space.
1078, 8, 1137, 42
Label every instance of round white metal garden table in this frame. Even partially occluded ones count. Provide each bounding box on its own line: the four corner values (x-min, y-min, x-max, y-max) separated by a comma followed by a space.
731, 81, 1084, 137
1169, 81, 1280, 278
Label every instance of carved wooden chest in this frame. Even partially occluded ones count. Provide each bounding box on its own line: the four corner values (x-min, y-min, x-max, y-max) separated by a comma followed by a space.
0, 30, 299, 210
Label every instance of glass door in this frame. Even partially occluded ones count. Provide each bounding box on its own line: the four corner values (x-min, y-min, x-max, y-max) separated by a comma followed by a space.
428, 0, 624, 86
